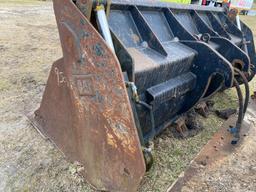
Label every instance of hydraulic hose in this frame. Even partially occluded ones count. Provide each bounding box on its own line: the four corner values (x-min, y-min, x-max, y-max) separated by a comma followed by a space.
137, 100, 156, 136
234, 68, 250, 115
95, 4, 115, 52
247, 64, 256, 82
231, 78, 244, 144
125, 81, 156, 137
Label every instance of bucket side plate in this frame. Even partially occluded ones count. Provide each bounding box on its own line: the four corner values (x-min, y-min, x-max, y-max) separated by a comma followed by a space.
31, 0, 146, 191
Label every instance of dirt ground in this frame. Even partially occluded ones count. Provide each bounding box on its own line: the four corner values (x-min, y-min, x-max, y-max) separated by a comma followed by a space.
0, 1, 255, 192
168, 102, 256, 192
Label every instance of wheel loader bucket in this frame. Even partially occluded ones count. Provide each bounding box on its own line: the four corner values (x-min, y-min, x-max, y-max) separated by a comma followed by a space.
30, 0, 255, 191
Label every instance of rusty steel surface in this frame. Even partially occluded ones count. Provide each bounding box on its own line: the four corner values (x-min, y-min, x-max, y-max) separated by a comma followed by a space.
31, 0, 146, 191
167, 101, 255, 192
76, 0, 93, 19
195, 102, 209, 118
173, 117, 189, 138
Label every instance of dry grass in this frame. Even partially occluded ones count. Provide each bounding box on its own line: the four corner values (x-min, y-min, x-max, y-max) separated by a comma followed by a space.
139, 91, 238, 191
0, 0, 42, 4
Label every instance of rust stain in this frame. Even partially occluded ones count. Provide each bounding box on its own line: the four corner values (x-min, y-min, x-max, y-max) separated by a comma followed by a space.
107, 132, 118, 148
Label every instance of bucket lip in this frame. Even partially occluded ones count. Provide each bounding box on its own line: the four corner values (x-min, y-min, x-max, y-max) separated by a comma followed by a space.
111, 0, 225, 12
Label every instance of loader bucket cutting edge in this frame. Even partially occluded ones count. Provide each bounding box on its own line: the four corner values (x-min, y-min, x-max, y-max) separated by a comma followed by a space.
30, 0, 255, 191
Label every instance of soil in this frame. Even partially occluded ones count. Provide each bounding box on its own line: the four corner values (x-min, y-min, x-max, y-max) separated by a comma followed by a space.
0, 1, 255, 192
168, 103, 256, 192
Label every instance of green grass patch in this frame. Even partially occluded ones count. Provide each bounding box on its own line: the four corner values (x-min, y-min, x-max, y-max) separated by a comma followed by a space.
0, 79, 11, 92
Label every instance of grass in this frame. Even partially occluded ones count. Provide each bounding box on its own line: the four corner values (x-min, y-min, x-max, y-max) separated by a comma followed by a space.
139, 91, 236, 191
0, 79, 11, 92
0, 0, 45, 5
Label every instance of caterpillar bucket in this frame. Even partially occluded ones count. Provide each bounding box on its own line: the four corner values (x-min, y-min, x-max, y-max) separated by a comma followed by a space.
30, 0, 255, 191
